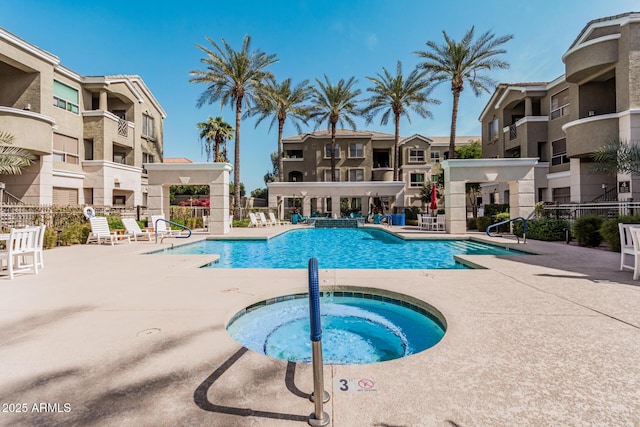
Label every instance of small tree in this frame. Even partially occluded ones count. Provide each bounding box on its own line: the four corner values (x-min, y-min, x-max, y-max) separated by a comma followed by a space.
0, 131, 35, 175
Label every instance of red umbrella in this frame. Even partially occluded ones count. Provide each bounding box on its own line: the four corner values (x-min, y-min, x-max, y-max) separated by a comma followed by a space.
430, 183, 438, 211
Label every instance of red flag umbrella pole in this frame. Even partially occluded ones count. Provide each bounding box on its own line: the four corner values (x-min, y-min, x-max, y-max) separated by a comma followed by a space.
430, 183, 438, 212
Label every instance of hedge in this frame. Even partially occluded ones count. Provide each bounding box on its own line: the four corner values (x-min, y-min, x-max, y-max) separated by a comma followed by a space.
513, 218, 569, 241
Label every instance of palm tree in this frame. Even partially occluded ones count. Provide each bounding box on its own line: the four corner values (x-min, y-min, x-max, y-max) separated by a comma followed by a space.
592, 138, 640, 175
415, 27, 513, 159
189, 35, 278, 218
247, 77, 312, 182
0, 131, 35, 175
363, 61, 440, 181
309, 75, 361, 181
196, 117, 234, 162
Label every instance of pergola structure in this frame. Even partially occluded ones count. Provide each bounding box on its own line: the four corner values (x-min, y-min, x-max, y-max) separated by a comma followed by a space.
441, 158, 538, 234
267, 181, 406, 219
145, 163, 232, 235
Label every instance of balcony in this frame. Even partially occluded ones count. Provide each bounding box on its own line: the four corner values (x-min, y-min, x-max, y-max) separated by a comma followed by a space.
0, 106, 55, 154
562, 113, 619, 157
564, 36, 618, 83
503, 116, 548, 156
372, 168, 393, 181
83, 111, 134, 148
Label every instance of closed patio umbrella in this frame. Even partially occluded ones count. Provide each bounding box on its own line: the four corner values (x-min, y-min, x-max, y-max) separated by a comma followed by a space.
430, 183, 438, 212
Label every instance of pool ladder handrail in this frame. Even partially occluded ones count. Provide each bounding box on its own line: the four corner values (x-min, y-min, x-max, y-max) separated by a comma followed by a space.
154, 218, 192, 244
308, 258, 330, 426
486, 216, 527, 243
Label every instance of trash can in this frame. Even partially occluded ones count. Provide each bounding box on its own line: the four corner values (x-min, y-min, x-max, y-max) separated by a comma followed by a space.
390, 214, 405, 226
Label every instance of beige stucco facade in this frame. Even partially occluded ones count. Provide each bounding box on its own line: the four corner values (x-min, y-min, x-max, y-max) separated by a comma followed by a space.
479, 12, 640, 205
0, 27, 166, 206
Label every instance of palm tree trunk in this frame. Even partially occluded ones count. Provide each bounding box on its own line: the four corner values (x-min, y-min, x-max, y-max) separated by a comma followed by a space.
394, 113, 400, 181
449, 89, 461, 160
330, 123, 337, 181
278, 119, 284, 182
234, 97, 242, 219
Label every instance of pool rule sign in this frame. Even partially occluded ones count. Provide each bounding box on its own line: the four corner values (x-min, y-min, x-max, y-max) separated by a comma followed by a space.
334, 377, 378, 392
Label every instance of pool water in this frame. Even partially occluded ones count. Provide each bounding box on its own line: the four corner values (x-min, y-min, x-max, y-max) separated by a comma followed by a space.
227, 292, 446, 365
155, 228, 525, 269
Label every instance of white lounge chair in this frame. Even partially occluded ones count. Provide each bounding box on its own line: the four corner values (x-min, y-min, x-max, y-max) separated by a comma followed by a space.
269, 212, 288, 226
86, 217, 130, 245
435, 214, 446, 232
248, 212, 263, 227
0, 227, 40, 279
619, 223, 638, 271
259, 212, 275, 226
34, 224, 45, 269
150, 215, 181, 237
122, 218, 152, 241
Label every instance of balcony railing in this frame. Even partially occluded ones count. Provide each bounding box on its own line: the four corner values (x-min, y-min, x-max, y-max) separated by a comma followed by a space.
509, 124, 517, 140
117, 118, 128, 137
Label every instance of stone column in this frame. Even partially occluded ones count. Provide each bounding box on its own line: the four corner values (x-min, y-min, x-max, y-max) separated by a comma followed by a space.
99, 90, 108, 111
525, 97, 532, 116
331, 197, 341, 218
444, 173, 467, 234
302, 196, 311, 217
209, 169, 230, 234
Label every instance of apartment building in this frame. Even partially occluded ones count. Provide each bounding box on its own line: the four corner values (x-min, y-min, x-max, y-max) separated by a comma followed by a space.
479, 12, 640, 204
277, 129, 476, 213
0, 27, 165, 206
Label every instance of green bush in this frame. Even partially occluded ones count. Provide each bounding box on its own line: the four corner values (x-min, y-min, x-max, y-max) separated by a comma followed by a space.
476, 216, 493, 232
573, 215, 604, 247
43, 228, 58, 249
495, 212, 511, 233
513, 218, 569, 241
467, 218, 478, 230
404, 207, 420, 221
59, 224, 91, 246
106, 216, 124, 230
600, 215, 640, 251
484, 203, 509, 217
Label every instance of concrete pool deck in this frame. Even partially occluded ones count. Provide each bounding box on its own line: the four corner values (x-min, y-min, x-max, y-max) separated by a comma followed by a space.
0, 224, 639, 426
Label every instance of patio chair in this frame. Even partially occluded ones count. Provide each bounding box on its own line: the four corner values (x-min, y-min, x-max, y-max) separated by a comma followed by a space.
35, 224, 45, 269
269, 212, 288, 225
122, 218, 152, 241
259, 212, 275, 226
151, 215, 184, 237
619, 223, 638, 271
86, 216, 130, 245
630, 227, 640, 280
248, 212, 263, 227
435, 214, 446, 232
0, 227, 40, 279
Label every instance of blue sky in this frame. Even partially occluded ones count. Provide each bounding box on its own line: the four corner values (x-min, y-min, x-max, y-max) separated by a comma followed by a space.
3, 1, 638, 192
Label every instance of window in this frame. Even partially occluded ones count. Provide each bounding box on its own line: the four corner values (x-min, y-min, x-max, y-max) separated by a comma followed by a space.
324, 143, 340, 159
53, 80, 79, 114
488, 118, 499, 140
551, 138, 569, 165
142, 153, 155, 164
409, 149, 425, 162
323, 169, 340, 181
142, 114, 155, 139
84, 139, 93, 161
410, 173, 425, 188
552, 187, 571, 204
52, 187, 78, 206
113, 152, 126, 164
550, 88, 570, 119
349, 169, 364, 182
430, 151, 440, 163
52, 133, 79, 164
349, 143, 364, 158
285, 150, 303, 159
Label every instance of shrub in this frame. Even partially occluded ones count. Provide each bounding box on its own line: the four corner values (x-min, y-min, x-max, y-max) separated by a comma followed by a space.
495, 212, 511, 233
476, 216, 493, 232
404, 207, 420, 221
573, 215, 604, 247
484, 203, 509, 217
106, 216, 124, 230
59, 224, 91, 246
43, 228, 58, 249
513, 219, 569, 241
467, 218, 478, 230
600, 215, 640, 251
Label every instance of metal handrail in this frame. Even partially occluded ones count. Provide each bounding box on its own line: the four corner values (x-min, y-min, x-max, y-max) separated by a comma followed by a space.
154, 218, 192, 243
486, 216, 527, 243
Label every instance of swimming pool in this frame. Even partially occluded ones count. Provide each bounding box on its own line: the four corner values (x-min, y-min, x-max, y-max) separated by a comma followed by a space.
153, 228, 526, 269
226, 290, 446, 365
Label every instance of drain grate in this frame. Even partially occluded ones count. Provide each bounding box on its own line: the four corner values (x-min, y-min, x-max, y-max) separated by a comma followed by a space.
136, 328, 161, 337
